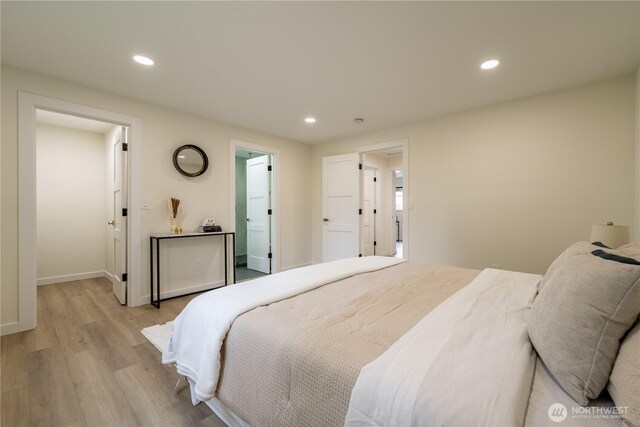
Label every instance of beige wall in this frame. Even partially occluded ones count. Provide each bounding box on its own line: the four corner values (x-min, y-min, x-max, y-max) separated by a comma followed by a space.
312, 75, 636, 274
1, 65, 312, 326
36, 123, 106, 281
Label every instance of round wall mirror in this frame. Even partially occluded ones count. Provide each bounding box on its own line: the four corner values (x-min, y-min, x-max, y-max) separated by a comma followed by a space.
173, 144, 209, 177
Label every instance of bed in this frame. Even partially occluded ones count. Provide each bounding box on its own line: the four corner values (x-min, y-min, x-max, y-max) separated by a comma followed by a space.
161, 243, 639, 427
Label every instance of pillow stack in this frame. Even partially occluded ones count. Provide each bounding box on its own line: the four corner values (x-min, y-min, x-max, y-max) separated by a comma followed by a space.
608, 320, 639, 427
527, 242, 640, 425
609, 243, 640, 427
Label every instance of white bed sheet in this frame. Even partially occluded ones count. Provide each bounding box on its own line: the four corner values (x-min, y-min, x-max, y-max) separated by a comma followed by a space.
346, 268, 541, 427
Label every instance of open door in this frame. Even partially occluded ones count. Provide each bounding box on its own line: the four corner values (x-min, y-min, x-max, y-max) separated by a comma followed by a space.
362, 168, 376, 256
246, 155, 271, 274
322, 153, 361, 262
109, 127, 127, 304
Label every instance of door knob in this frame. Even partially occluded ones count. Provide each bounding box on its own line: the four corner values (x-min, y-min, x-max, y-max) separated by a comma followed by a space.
107, 220, 115, 226
323, 218, 329, 222
246, 218, 250, 222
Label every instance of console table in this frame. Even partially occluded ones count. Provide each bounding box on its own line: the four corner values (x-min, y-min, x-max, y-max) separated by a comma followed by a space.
149, 231, 236, 308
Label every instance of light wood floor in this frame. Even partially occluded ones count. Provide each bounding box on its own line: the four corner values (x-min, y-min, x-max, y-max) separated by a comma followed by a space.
1, 278, 226, 427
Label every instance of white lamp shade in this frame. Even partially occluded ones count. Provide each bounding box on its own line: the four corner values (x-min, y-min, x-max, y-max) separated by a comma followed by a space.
591, 223, 630, 249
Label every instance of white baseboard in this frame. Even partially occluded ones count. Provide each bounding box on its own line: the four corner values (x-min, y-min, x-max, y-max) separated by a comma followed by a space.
281, 262, 311, 272
37, 270, 107, 286
139, 280, 226, 304
0, 321, 20, 336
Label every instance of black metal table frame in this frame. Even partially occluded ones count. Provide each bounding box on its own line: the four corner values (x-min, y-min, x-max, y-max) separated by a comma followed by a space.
149, 232, 236, 308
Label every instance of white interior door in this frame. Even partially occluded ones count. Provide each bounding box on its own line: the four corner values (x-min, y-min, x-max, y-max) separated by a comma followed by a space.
246, 155, 271, 274
322, 153, 361, 262
109, 127, 127, 304
362, 168, 376, 256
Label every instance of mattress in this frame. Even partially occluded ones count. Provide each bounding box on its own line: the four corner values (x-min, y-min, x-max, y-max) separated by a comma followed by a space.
215, 262, 479, 426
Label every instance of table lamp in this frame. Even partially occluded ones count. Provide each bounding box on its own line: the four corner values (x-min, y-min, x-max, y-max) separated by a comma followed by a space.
591, 222, 630, 249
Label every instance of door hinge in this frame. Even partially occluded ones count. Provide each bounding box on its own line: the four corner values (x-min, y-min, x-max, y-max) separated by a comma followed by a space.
122, 273, 128, 282
268, 252, 272, 259
374, 209, 377, 214
122, 143, 128, 152
359, 163, 363, 170
267, 209, 272, 215
373, 177, 377, 182
268, 165, 272, 172
374, 241, 377, 246
358, 208, 362, 215
122, 208, 128, 217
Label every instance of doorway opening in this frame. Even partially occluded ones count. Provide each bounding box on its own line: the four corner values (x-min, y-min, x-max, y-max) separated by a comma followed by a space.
359, 146, 406, 259
321, 138, 408, 262
35, 109, 129, 304
394, 170, 404, 258
13, 92, 141, 335
234, 146, 274, 281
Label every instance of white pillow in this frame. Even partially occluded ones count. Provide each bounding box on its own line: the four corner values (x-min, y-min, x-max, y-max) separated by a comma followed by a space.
608, 320, 640, 427
617, 243, 640, 261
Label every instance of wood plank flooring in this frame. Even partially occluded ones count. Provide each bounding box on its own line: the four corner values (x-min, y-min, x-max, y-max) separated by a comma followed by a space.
1, 278, 226, 427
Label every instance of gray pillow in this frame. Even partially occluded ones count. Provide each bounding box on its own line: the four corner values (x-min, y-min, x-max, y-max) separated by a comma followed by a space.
528, 242, 640, 406
608, 320, 640, 427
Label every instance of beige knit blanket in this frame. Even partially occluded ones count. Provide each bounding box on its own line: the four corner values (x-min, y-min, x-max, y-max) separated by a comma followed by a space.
216, 262, 478, 426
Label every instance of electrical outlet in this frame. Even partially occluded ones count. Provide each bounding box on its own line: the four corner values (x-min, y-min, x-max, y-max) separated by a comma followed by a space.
194, 259, 202, 270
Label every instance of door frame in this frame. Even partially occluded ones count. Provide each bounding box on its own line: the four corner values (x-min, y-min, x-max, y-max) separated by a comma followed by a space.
13, 92, 142, 334
357, 138, 409, 260
229, 139, 280, 274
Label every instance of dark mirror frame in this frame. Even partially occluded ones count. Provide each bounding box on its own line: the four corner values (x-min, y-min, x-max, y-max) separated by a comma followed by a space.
173, 144, 209, 177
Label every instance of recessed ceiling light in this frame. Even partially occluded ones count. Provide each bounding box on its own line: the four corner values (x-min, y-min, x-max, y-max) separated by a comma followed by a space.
304, 117, 316, 124
480, 59, 500, 70
133, 55, 154, 66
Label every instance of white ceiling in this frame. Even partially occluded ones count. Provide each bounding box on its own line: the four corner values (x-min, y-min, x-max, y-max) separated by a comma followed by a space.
36, 109, 117, 134
2, 2, 638, 144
